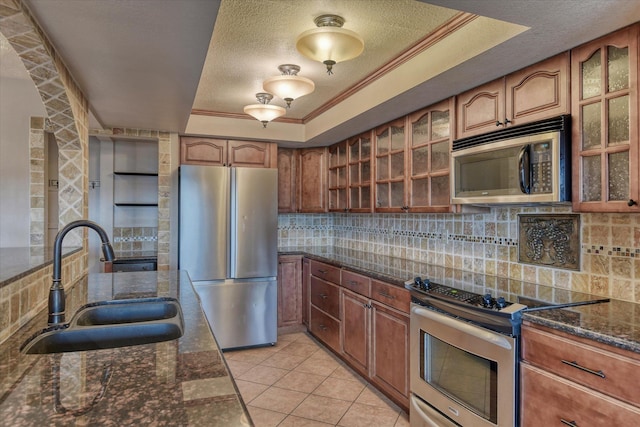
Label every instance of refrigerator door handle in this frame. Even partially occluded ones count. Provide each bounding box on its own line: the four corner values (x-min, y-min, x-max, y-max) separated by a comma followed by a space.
229, 167, 237, 275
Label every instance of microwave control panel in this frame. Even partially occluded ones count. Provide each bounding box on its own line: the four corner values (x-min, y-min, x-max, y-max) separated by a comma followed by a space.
530, 141, 553, 193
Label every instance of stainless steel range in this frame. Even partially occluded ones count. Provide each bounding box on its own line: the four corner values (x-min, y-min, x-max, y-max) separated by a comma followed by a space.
406, 275, 609, 427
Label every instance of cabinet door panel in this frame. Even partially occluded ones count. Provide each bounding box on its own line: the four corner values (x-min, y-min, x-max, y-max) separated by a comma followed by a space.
180, 137, 226, 166
371, 302, 409, 399
506, 52, 569, 125
278, 148, 297, 213
456, 78, 505, 138
521, 363, 640, 427
298, 148, 327, 212
277, 255, 302, 327
227, 140, 275, 168
341, 290, 369, 373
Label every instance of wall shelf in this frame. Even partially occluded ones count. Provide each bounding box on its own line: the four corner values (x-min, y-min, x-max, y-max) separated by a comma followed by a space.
114, 171, 158, 176
114, 203, 159, 207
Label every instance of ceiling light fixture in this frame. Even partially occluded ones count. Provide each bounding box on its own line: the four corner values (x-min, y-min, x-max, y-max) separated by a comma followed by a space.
262, 64, 315, 108
243, 93, 286, 128
296, 14, 364, 75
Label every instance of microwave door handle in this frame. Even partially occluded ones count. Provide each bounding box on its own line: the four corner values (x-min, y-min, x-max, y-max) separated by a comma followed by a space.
518, 145, 531, 194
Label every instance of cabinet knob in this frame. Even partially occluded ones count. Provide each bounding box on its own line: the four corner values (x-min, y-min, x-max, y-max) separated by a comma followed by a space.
628, 199, 637, 206
495, 118, 512, 127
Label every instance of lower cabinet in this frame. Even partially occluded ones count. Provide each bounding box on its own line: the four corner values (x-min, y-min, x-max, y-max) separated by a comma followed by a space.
341, 289, 370, 373
277, 255, 302, 327
520, 322, 640, 426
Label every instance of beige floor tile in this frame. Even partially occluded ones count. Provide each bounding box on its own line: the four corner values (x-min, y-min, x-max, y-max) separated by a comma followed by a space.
278, 332, 304, 342
224, 347, 276, 364
225, 359, 256, 378
233, 379, 269, 404
291, 394, 352, 425
247, 405, 287, 427
307, 347, 338, 361
338, 402, 400, 427
330, 365, 367, 383
295, 356, 340, 377
280, 341, 320, 358
237, 365, 289, 386
395, 411, 410, 427
289, 333, 319, 345
274, 370, 327, 394
249, 386, 308, 414
260, 351, 307, 370
355, 385, 400, 410
278, 415, 335, 426
313, 376, 366, 402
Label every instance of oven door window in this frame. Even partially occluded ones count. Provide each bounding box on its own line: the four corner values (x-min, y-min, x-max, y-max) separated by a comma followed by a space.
421, 331, 498, 424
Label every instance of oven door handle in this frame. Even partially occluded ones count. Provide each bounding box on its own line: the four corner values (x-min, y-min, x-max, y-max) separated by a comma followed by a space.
412, 306, 513, 350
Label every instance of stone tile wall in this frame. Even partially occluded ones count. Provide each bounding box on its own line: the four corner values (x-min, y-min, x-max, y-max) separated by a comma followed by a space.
279, 207, 640, 304
112, 226, 158, 253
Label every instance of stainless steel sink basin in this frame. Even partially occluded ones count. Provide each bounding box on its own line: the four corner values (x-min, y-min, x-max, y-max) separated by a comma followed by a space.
21, 297, 184, 354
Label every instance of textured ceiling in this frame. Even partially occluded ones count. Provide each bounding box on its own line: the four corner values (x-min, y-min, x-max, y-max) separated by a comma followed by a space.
192, 0, 459, 119
8, 1, 640, 144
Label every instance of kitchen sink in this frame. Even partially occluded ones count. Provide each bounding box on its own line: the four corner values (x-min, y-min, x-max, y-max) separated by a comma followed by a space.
21, 297, 184, 354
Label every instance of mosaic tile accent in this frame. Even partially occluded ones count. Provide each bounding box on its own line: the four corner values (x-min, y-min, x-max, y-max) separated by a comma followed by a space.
112, 227, 158, 253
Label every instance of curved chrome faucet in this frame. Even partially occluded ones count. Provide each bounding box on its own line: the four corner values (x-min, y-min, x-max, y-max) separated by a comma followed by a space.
49, 220, 115, 325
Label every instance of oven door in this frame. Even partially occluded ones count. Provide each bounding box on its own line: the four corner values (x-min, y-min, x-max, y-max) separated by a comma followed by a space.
410, 304, 517, 427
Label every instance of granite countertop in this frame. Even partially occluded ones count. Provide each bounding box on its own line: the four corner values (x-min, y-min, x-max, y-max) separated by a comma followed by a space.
0, 270, 252, 426
279, 246, 640, 354
0, 246, 81, 288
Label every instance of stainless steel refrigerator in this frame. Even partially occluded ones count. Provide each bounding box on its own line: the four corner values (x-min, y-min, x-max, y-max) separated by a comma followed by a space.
179, 165, 277, 349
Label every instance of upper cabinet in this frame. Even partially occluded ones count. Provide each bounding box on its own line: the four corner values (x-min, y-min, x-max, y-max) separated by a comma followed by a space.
571, 25, 639, 212
457, 53, 570, 139
298, 147, 328, 213
347, 131, 373, 213
180, 136, 276, 168
277, 148, 297, 213
375, 118, 408, 212
407, 98, 455, 213
328, 141, 348, 212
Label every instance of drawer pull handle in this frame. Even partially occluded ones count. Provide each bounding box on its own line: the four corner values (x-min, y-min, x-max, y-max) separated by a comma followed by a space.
378, 291, 396, 300
561, 360, 605, 378
560, 419, 577, 426
319, 293, 328, 299
319, 324, 328, 331
317, 269, 328, 274
349, 280, 360, 286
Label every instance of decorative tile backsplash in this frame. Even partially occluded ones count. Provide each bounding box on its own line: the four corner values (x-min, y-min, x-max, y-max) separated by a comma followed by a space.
278, 207, 640, 303
112, 227, 158, 253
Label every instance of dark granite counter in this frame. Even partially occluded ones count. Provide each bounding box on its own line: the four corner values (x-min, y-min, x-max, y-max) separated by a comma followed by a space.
0, 270, 252, 426
0, 246, 81, 288
279, 246, 640, 354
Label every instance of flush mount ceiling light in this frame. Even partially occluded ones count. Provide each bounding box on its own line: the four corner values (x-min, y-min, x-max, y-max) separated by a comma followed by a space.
296, 14, 364, 75
243, 93, 286, 128
262, 64, 315, 108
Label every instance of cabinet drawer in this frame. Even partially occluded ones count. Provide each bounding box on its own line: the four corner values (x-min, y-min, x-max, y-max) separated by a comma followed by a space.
310, 260, 341, 284
341, 270, 371, 297
310, 276, 340, 319
310, 305, 340, 352
371, 280, 410, 313
522, 325, 640, 407
521, 363, 640, 427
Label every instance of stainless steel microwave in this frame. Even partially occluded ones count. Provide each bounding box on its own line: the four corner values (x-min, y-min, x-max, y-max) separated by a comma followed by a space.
451, 115, 571, 204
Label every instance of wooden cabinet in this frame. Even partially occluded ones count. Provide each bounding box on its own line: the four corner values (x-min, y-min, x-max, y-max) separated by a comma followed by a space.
341, 289, 369, 372
571, 25, 639, 212
308, 260, 341, 352
520, 322, 640, 426
457, 53, 570, 139
407, 98, 455, 213
180, 136, 276, 168
302, 257, 310, 326
347, 131, 373, 212
328, 141, 348, 212
277, 255, 302, 328
375, 118, 408, 212
370, 300, 410, 403
298, 147, 328, 212
277, 148, 297, 213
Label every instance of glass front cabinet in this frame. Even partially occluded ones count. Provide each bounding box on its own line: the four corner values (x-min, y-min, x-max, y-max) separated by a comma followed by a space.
408, 98, 455, 213
375, 118, 407, 212
328, 141, 348, 212
347, 131, 373, 212
571, 24, 639, 212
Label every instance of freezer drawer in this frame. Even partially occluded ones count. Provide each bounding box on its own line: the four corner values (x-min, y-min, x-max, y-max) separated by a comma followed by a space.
193, 278, 277, 350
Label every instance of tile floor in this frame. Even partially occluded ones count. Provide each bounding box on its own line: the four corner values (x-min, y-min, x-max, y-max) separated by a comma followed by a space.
224, 332, 410, 427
